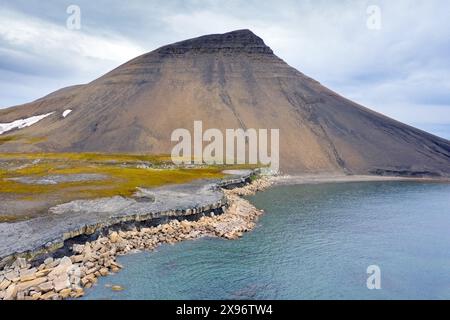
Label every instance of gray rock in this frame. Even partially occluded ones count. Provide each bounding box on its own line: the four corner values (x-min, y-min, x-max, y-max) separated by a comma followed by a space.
48, 259, 72, 279
0, 279, 11, 290
16, 277, 47, 292
5, 271, 18, 282
20, 267, 37, 277
7, 174, 108, 185
38, 281, 54, 292
14, 257, 27, 269
0, 179, 229, 262
4, 283, 17, 300
53, 274, 70, 292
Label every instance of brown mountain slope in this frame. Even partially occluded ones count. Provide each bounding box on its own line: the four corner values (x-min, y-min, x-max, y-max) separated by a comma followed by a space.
0, 29, 449, 175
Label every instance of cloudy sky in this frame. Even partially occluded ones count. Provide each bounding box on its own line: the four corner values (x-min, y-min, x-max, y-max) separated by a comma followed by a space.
0, 0, 449, 138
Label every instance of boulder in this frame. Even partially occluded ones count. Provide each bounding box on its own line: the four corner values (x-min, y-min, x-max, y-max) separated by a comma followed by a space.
40, 291, 58, 300
72, 244, 85, 254
70, 275, 81, 287
109, 232, 120, 243
53, 274, 70, 292
31, 292, 42, 300
37, 264, 46, 271
60, 256, 72, 266
35, 269, 52, 278
38, 281, 54, 293
20, 267, 37, 277
5, 270, 19, 282
70, 255, 84, 263
46, 259, 61, 269
59, 288, 72, 299
99, 268, 109, 276
0, 279, 11, 291
4, 283, 17, 300
48, 257, 72, 279
19, 268, 38, 282
72, 267, 82, 278
71, 287, 84, 298
92, 243, 104, 252
86, 266, 99, 275
14, 258, 27, 269
16, 277, 47, 292
80, 277, 90, 287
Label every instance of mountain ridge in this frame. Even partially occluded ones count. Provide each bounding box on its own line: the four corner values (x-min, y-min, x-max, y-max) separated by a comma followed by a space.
154, 29, 274, 55
0, 29, 449, 176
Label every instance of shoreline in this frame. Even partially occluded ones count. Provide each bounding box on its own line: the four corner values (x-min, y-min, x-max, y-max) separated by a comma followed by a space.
0, 175, 272, 300
273, 174, 450, 186
1, 172, 448, 300
0, 180, 229, 266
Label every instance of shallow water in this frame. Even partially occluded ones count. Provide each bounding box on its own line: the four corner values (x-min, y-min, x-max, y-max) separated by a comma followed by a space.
84, 181, 450, 300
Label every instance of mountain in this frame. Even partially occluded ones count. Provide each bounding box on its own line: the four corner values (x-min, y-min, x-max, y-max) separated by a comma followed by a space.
0, 29, 449, 175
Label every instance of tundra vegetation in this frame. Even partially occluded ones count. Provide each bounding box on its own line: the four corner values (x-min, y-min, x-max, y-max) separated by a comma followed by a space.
0, 152, 258, 222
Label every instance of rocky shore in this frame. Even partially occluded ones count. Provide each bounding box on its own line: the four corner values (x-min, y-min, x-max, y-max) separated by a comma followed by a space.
0, 176, 272, 300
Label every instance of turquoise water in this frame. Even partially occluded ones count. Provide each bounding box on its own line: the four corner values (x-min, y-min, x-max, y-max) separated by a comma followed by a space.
84, 181, 450, 300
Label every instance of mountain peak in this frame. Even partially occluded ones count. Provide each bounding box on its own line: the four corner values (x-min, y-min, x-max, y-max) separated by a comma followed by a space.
2, 30, 449, 176
155, 29, 273, 55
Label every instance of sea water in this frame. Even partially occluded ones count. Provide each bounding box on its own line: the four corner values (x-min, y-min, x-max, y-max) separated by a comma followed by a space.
84, 181, 450, 300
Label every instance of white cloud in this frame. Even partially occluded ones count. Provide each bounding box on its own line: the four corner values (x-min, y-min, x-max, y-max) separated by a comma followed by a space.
0, 9, 144, 65
0, 0, 449, 138
0, 7, 146, 106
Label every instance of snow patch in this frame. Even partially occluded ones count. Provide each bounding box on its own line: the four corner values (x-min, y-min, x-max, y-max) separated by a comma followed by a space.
0, 112, 54, 135
62, 109, 72, 118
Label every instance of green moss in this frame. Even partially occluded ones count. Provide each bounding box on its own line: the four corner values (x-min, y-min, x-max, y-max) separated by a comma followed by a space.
0, 152, 226, 202
0, 153, 264, 223
1, 167, 224, 196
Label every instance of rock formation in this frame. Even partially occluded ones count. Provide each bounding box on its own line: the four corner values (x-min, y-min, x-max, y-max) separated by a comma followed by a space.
0, 29, 449, 175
